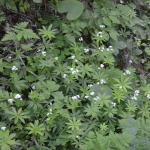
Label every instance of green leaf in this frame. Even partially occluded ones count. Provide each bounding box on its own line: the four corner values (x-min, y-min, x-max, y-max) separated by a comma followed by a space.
145, 47, 150, 55
103, 17, 111, 26
57, 0, 84, 20
109, 30, 119, 41
134, 49, 143, 55
109, 16, 120, 24
33, 0, 42, 3
114, 41, 126, 49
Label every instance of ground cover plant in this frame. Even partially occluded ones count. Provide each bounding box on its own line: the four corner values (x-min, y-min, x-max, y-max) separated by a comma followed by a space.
1, 0, 150, 149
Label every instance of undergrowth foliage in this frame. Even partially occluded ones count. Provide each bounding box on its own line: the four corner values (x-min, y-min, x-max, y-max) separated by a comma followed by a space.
1, 0, 150, 149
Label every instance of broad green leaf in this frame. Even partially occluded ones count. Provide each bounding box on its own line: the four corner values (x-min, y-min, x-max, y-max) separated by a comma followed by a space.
145, 47, 150, 55
109, 30, 119, 41
103, 17, 111, 26
109, 16, 120, 24
33, 0, 41, 3
114, 41, 126, 49
57, 0, 84, 20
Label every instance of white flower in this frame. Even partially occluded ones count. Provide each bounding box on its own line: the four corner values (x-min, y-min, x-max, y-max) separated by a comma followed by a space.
110, 49, 113, 51
50, 109, 52, 112
129, 60, 132, 63
100, 79, 106, 84
72, 71, 76, 74
97, 82, 99, 84
70, 68, 74, 71
42, 51, 46, 56
100, 25, 105, 28
76, 135, 79, 138
32, 86, 36, 89
109, 46, 112, 48
1, 127, 6, 130
8, 56, 11, 59
102, 47, 104, 49
123, 73, 126, 75
12, 66, 18, 71
76, 69, 79, 73
126, 70, 131, 74
47, 118, 50, 120
50, 103, 53, 105
71, 55, 75, 59
101, 50, 104, 52
20, 98, 22, 100
119, 86, 122, 89
112, 102, 116, 106
63, 74, 67, 78
50, 112, 52, 114
84, 48, 89, 52
90, 92, 95, 95
88, 84, 93, 87
37, 49, 41, 52
147, 94, 150, 99
8, 99, 13, 103
72, 96, 78, 100
97, 32, 102, 36
107, 48, 109, 51
85, 96, 89, 98
135, 90, 139, 94
15, 94, 21, 99
100, 64, 104, 68
131, 96, 137, 100
55, 57, 58, 60
100, 35, 103, 38
120, 0, 123, 3
141, 59, 145, 63
75, 60, 78, 62
76, 95, 80, 98
79, 37, 83, 41
47, 113, 50, 116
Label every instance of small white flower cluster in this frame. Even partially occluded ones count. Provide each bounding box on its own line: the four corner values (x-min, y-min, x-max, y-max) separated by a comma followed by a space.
37, 49, 41, 52
129, 60, 132, 63
84, 48, 89, 53
124, 70, 131, 75
70, 68, 79, 74
1, 127, 6, 130
47, 109, 52, 116
63, 74, 67, 78
93, 96, 100, 101
120, 0, 123, 3
55, 57, 58, 60
8, 56, 11, 59
15, 94, 22, 100
100, 79, 106, 84
76, 135, 79, 138
131, 90, 140, 100
71, 55, 75, 59
42, 51, 46, 56
90, 92, 95, 95
98, 46, 104, 52
147, 94, 150, 99
72, 95, 80, 100
85, 95, 89, 98
112, 102, 116, 106
141, 59, 145, 63
79, 37, 83, 41
88, 84, 93, 87
98, 64, 104, 70
12, 66, 18, 71
97, 32, 103, 37
32, 86, 36, 89
107, 46, 113, 51
8, 99, 13, 103
99, 25, 105, 28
